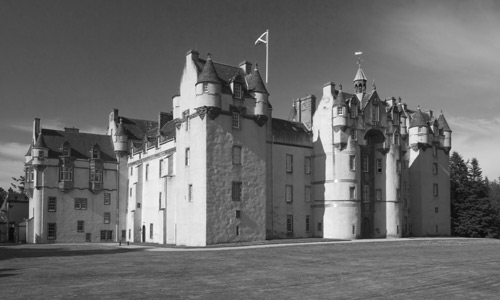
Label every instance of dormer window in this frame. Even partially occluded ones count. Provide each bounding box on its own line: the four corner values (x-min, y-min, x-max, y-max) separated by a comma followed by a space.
234, 83, 243, 99
91, 145, 100, 159
62, 142, 71, 156
202, 83, 209, 93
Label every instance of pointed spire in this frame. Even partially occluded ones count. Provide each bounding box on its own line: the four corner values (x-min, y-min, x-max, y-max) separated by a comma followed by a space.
246, 63, 268, 94
437, 111, 452, 132
115, 118, 126, 136
34, 132, 47, 148
197, 53, 220, 84
288, 99, 297, 121
353, 66, 367, 82
334, 84, 346, 107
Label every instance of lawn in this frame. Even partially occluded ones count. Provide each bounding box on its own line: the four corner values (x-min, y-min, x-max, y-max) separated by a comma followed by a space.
1, 238, 500, 299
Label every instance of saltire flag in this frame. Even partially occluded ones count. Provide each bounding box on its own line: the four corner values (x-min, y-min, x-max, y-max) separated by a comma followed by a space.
355, 51, 363, 55
255, 31, 268, 46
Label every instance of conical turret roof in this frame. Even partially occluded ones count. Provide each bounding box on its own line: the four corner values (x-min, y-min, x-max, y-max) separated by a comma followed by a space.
246, 65, 268, 94
34, 132, 47, 148
438, 112, 452, 132
409, 108, 429, 128
115, 118, 127, 136
353, 67, 367, 82
333, 85, 347, 107
197, 54, 221, 84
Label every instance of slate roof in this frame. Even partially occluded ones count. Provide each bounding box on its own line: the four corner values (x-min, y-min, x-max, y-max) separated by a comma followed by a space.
120, 117, 158, 141
197, 55, 220, 84
409, 108, 429, 128
37, 128, 117, 162
438, 113, 452, 132
272, 118, 310, 134
160, 120, 176, 141
246, 67, 268, 94
34, 133, 47, 148
353, 67, 367, 82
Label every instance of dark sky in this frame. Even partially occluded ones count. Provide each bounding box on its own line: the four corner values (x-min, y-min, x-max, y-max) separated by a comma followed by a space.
1, 0, 499, 187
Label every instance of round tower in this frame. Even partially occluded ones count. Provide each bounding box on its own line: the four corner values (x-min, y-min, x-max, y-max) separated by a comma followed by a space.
408, 107, 429, 146
332, 84, 347, 128
113, 118, 128, 156
195, 53, 222, 110
250, 64, 270, 121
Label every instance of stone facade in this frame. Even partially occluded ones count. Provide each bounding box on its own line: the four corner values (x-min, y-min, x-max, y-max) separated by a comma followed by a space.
23, 50, 452, 246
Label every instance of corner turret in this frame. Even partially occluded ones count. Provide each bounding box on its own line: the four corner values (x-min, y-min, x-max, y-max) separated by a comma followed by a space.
438, 111, 452, 150
247, 64, 270, 126
333, 84, 347, 128
195, 53, 222, 112
32, 132, 48, 171
408, 107, 430, 147
113, 118, 128, 156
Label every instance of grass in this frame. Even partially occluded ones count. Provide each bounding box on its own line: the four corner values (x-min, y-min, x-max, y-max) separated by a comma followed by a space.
1, 238, 500, 299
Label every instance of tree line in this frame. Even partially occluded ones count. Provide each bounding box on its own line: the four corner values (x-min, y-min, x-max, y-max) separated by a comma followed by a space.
450, 151, 500, 238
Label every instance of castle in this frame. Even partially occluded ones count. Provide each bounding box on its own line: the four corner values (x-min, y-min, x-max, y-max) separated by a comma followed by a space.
23, 50, 452, 246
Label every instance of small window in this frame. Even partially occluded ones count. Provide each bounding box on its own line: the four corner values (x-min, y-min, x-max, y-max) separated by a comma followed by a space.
418, 127, 423, 134
236, 226, 240, 236
317, 222, 322, 232
234, 83, 243, 99
185, 148, 190, 166
432, 163, 438, 174
232, 182, 242, 201
38, 150, 45, 158
167, 155, 174, 175
304, 156, 311, 174
90, 169, 103, 183
337, 106, 343, 116
75, 198, 87, 210
351, 129, 357, 140
362, 156, 369, 172
137, 202, 141, 208
159, 192, 162, 209
286, 215, 293, 233
130, 167, 133, 176
86, 233, 91, 242
104, 212, 111, 224
145, 164, 149, 181
235, 210, 241, 218
159, 159, 164, 177
349, 187, 356, 199
60, 166, 74, 182
130, 188, 133, 197
77, 220, 84, 232
91, 146, 100, 159
432, 146, 437, 157
150, 223, 153, 239
48, 197, 56, 212
203, 83, 209, 93
62, 143, 71, 156
394, 133, 400, 146
232, 146, 242, 165
305, 186, 311, 202
100, 230, 113, 241
349, 155, 356, 171
232, 112, 240, 129
48, 223, 56, 239
376, 189, 382, 201
433, 184, 438, 196
376, 159, 383, 173
396, 160, 401, 174
104, 193, 111, 205
372, 106, 379, 122
351, 105, 357, 118
285, 185, 293, 202
435, 207, 439, 213
306, 215, 311, 233
286, 154, 293, 173
188, 184, 193, 201
183, 110, 190, 131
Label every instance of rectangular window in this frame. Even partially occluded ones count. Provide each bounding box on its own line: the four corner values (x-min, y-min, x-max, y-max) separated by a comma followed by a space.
351, 106, 357, 118
77, 220, 84, 232
304, 156, 311, 174
285, 185, 293, 202
232, 112, 240, 129
183, 110, 189, 131
159, 192, 162, 209
394, 133, 400, 146
305, 186, 311, 202
363, 185, 369, 203
104, 193, 111, 205
306, 215, 311, 233
75, 198, 87, 210
137, 202, 141, 208
372, 106, 379, 122
48, 197, 56, 212
432, 163, 438, 174
145, 164, 149, 181
337, 106, 343, 115
48, 223, 56, 239
286, 154, 293, 173
185, 148, 190, 166
418, 127, 423, 134
286, 215, 293, 233
167, 155, 174, 175
376, 189, 382, 201
350, 187, 356, 199
104, 212, 111, 224
150, 223, 153, 239
59, 166, 73, 181
351, 129, 357, 140
232, 182, 242, 201
90, 169, 103, 183
232, 146, 242, 165
435, 207, 439, 213
86, 233, 91, 242
92, 148, 100, 159
234, 84, 243, 99
396, 160, 401, 174
376, 159, 383, 173
362, 156, 369, 172
203, 83, 209, 93
100, 230, 113, 241
317, 222, 322, 232
235, 210, 241, 218
236, 226, 240, 236
121, 230, 126, 241
188, 184, 193, 201
433, 184, 438, 196
130, 187, 133, 197
159, 159, 164, 177
130, 167, 133, 176
349, 155, 356, 171
433, 146, 437, 157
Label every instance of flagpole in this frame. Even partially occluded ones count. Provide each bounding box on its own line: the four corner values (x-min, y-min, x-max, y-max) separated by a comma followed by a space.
265, 29, 269, 84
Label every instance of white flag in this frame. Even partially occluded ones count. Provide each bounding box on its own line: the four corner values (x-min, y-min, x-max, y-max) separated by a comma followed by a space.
255, 31, 268, 46
355, 51, 363, 55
